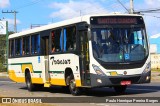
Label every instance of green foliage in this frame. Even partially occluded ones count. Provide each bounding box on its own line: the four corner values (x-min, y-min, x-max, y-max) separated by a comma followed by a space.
0, 31, 14, 72
8, 31, 15, 35
152, 68, 160, 72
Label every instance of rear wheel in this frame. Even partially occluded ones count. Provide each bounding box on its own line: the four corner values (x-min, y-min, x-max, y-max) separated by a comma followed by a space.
114, 85, 127, 94
25, 72, 35, 91
68, 74, 81, 96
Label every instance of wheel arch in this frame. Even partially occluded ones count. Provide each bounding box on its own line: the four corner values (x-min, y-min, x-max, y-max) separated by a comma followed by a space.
65, 68, 73, 85
25, 68, 30, 77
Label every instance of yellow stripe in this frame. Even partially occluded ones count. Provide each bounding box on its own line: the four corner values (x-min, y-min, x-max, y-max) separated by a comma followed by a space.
8, 70, 25, 83
21, 64, 43, 84
9, 70, 43, 84
9, 69, 82, 87
75, 80, 82, 87
50, 78, 82, 87
21, 64, 33, 73
50, 78, 66, 86
32, 78, 43, 84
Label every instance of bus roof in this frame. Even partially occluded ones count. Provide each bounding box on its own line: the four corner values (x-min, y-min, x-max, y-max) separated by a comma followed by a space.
9, 13, 142, 39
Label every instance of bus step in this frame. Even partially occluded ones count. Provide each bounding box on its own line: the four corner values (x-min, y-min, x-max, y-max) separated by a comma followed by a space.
44, 82, 51, 87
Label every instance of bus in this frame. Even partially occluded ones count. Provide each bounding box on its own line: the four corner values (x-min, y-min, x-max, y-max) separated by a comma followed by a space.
8, 13, 151, 95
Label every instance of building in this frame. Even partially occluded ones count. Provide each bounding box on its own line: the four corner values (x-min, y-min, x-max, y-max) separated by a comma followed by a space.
150, 44, 160, 69
151, 54, 160, 69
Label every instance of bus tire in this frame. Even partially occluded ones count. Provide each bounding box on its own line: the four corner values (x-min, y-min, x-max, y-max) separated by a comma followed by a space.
114, 85, 127, 94
25, 72, 35, 91
68, 74, 80, 96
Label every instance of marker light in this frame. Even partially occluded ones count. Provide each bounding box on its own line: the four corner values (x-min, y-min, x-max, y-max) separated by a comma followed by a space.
146, 76, 150, 81
97, 79, 102, 83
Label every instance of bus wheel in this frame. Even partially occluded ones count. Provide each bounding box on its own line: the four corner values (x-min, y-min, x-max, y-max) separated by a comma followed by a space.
114, 85, 127, 94
68, 74, 80, 96
25, 72, 35, 91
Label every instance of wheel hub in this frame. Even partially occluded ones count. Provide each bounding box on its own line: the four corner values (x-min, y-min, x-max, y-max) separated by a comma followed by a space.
70, 79, 76, 90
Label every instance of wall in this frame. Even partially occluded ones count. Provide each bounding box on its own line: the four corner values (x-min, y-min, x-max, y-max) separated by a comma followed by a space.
151, 54, 160, 69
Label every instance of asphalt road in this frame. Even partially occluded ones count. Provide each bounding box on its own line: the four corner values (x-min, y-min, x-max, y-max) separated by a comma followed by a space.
0, 77, 160, 106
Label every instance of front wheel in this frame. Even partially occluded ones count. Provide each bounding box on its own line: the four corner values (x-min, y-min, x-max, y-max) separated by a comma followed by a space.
68, 74, 81, 96
114, 85, 127, 94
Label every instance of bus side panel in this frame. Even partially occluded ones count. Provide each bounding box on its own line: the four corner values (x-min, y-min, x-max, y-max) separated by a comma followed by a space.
49, 54, 81, 86
8, 56, 44, 84
8, 65, 25, 83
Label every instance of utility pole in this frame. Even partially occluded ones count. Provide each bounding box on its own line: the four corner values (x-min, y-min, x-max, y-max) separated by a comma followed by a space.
130, 0, 134, 14
2, 10, 18, 33
6, 21, 8, 72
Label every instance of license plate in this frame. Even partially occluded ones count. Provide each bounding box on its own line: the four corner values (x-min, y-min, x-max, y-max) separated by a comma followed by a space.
121, 81, 131, 85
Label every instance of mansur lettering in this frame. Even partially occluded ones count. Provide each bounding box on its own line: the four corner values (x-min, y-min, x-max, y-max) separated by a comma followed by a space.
50, 56, 71, 65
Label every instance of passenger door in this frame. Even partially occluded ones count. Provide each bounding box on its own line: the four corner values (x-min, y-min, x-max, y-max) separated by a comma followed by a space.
77, 23, 90, 86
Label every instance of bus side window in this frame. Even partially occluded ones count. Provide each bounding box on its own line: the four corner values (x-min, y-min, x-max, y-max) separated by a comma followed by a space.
15, 38, 22, 56
31, 34, 40, 54
51, 29, 61, 53
65, 26, 76, 51
9, 39, 14, 57
9, 40, 11, 57
23, 36, 30, 55
51, 31, 55, 53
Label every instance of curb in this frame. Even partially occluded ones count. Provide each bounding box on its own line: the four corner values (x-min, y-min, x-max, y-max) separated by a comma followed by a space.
0, 73, 8, 77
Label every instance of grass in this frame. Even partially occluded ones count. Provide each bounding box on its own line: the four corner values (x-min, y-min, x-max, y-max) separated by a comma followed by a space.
151, 68, 160, 72
0, 70, 7, 73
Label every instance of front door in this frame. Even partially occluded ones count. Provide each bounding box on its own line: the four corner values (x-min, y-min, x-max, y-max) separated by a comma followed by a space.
78, 30, 90, 86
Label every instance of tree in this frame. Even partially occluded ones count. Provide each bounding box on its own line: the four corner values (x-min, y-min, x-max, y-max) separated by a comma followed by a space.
0, 31, 15, 72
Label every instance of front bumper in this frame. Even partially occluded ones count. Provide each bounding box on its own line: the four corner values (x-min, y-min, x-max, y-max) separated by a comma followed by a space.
90, 71, 151, 87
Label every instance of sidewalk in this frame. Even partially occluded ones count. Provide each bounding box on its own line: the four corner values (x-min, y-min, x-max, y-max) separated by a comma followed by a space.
151, 71, 160, 82
0, 72, 8, 77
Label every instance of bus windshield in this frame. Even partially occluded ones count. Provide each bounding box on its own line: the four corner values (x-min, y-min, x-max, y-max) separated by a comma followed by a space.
91, 26, 149, 63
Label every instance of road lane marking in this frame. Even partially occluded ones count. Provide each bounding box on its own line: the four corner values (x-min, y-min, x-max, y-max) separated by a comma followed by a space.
0, 81, 15, 83
90, 103, 95, 105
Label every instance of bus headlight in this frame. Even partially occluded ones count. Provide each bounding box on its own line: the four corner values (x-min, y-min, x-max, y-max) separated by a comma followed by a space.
143, 62, 151, 73
92, 64, 105, 76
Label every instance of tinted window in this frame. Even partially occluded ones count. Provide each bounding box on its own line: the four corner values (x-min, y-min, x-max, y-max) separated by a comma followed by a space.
15, 38, 22, 56
91, 27, 148, 62
23, 36, 30, 55
64, 26, 76, 51
9, 39, 14, 57
31, 34, 40, 54
51, 29, 62, 53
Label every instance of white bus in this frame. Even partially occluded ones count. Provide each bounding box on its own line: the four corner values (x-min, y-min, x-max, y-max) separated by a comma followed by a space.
8, 13, 151, 95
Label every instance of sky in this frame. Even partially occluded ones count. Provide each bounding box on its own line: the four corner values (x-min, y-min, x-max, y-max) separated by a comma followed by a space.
0, 0, 160, 53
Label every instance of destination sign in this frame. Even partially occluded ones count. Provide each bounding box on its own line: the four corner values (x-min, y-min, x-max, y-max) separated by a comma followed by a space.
90, 16, 143, 25
97, 18, 137, 24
